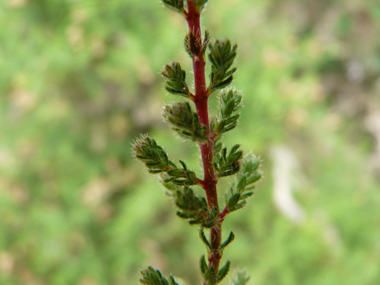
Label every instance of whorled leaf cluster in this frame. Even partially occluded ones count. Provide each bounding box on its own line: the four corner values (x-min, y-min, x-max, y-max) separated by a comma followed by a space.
132, 134, 172, 174
163, 102, 208, 143
208, 40, 237, 92
161, 62, 190, 98
162, 179, 219, 228
139, 267, 179, 285
216, 88, 243, 133
225, 154, 262, 213
133, 135, 199, 186
184, 30, 210, 58
213, 143, 243, 177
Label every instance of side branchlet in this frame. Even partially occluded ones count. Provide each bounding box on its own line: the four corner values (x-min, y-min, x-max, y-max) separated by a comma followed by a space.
132, 134, 172, 174
139, 267, 179, 285
213, 144, 243, 178
133, 135, 201, 186
184, 29, 210, 58
208, 39, 238, 93
225, 154, 262, 213
161, 62, 191, 98
216, 88, 243, 134
163, 102, 208, 142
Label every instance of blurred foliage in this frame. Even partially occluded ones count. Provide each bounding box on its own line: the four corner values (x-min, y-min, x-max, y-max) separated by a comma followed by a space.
0, 0, 379, 284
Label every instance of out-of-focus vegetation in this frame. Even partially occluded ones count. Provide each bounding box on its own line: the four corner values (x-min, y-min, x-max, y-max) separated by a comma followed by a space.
0, 0, 379, 284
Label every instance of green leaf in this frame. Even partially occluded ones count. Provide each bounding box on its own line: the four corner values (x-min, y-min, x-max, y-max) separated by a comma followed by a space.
223, 98, 236, 118
210, 76, 234, 90
216, 118, 226, 133
169, 276, 180, 285
203, 30, 210, 55
239, 153, 262, 188
222, 90, 242, 116
236, 175, 246, 193
202, 206, 219, 228
240, 191, 254, 200
244, 185, 256, 190
167, 168, 183, 177
149, 169, 165, 174
217, 260, 231, 282
200, 255, 209, 275
217, 164, 240, 177
186, 171, 197, 182
227, 193, 240, 209
199, 230, 211, 250
215, 144, 243, 178
219, 231, 235, 251
205, 266, 217, 285
171, 178, 197, 186
189, 217, 204, 225
222, 154, 261, 214
175, 186, 207, 211
240, 153, 261, 175
172, 187, 208, 225
229, 144, 241, 156
184, 33, 193, 57
228, 150, 243, 164
229, 200, 247, 212
160, 173, 182, 191
246, 173, 262, 184
221, 147, 227, 164
176, 211, 195, 219
179, 160, 187, 171
203, 220, 218, 228
213, 142, 223, 160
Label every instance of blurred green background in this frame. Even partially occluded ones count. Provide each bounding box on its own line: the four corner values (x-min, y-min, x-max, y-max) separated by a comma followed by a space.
1, 0, 380, 284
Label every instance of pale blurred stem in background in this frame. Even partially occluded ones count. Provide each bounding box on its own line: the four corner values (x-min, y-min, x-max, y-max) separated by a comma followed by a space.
186, 0, 222, 275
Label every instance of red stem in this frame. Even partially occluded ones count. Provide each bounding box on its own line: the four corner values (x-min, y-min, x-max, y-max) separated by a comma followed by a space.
186, 0, 222, 276
220, 206, 229, 220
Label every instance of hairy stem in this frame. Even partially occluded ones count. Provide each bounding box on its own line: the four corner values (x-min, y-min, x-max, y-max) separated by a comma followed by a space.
186, 0, 222, 276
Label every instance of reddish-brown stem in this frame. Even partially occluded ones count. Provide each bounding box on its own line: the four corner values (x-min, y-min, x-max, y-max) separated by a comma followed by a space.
220, 206, 229, 220
210, 131, 218, 142
190, 93, 196, 101
196, 178, 205, 187
186, 0, 223, 276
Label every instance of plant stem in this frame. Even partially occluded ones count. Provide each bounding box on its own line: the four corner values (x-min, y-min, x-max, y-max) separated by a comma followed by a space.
186, 0, 222, 276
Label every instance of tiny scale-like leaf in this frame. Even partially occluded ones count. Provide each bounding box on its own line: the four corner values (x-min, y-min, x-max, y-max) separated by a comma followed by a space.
200, 255, 208, 275
219, 231, 235, 251
217, 260, 231, 282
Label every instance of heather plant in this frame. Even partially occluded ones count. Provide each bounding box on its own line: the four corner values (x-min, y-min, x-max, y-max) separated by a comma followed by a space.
133, 0, 262, 284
